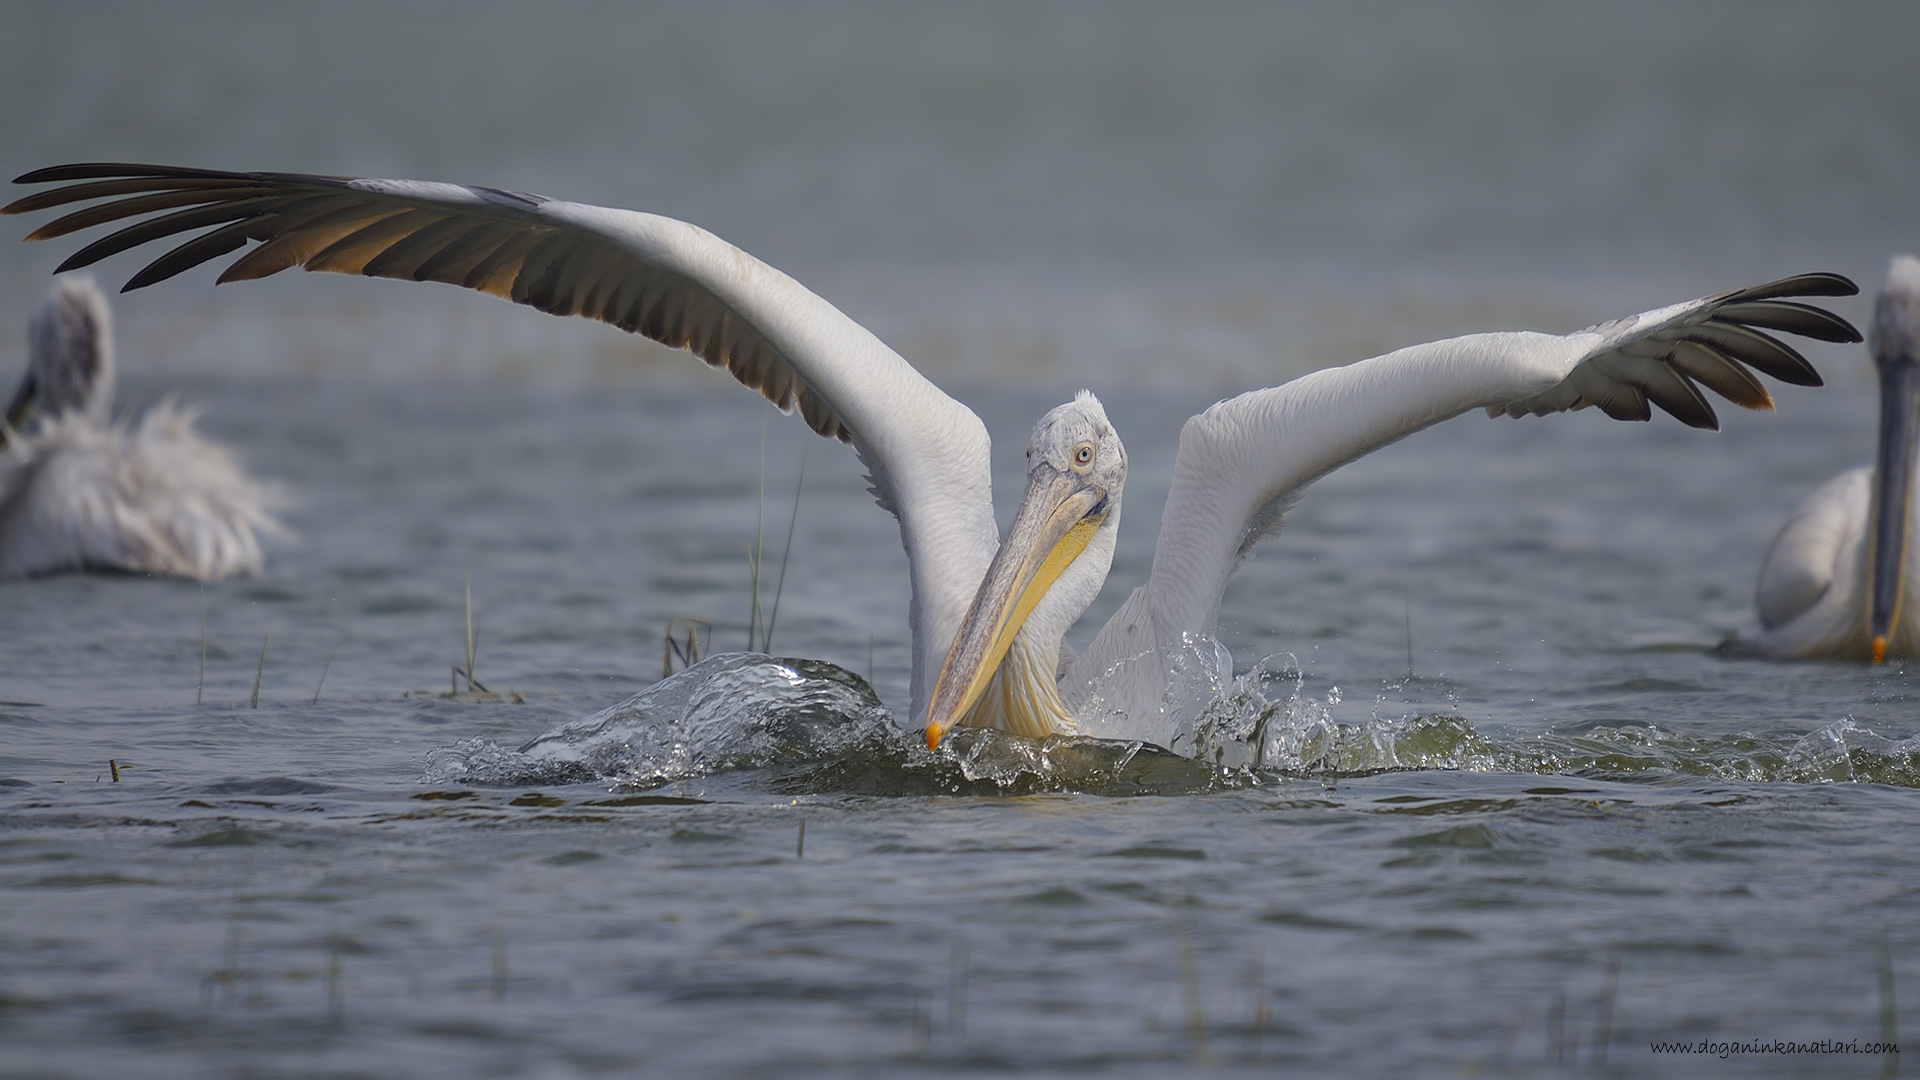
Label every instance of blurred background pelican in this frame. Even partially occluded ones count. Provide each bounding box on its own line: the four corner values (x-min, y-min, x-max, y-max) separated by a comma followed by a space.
0, 275, 282, 578
1751, 255, 1920, 661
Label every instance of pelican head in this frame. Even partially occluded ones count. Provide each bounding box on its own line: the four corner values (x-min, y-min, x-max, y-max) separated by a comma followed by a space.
923, 392, 1125, 749
1867, 254, 1920, 662
3, 274, 114, 445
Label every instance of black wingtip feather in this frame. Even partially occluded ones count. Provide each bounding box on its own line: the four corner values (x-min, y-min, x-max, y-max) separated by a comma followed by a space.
13, 162, 250, 185
1713, 301, 1863, 344
1684, 324, 1826, 388
1647, 372, 1720, 431
1726, 272, 1859, 304
123, 222, 252, 291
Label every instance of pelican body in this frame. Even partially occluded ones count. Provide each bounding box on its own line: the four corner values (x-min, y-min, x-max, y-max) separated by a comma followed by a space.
1751, 256, 1920, 662
0, 273, 282, 579
2, 164, 1859, 746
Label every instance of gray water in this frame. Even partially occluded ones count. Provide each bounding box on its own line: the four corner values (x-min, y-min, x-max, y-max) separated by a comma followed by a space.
4, 3, 1920, 1077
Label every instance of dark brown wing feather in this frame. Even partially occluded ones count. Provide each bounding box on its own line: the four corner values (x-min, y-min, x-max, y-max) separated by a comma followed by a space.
1492, 271, 1859, 428
5, 163, 854, 442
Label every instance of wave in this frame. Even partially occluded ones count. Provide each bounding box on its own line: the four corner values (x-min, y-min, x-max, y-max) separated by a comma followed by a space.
422, 652, 1920, 795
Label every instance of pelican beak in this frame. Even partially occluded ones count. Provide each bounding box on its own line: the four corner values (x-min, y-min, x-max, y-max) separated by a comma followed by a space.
1866, 348, 1918, 663
922, 468, 1107, 750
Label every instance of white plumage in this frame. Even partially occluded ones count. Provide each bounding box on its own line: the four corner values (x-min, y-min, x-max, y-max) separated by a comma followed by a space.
2, 164, 1858, 743
1749, 255, 1920, 662
0, 275, 283, 579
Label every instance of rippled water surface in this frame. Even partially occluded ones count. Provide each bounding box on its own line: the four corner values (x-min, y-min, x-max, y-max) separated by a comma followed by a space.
3, 372, 1916, 1078
5, 3, 1920, 1076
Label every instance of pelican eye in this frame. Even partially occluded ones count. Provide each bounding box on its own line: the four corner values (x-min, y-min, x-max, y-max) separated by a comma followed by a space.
1073, 444, 1094, 467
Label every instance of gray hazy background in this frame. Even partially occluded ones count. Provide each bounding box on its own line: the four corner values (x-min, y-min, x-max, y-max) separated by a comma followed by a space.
2, 0, 1915, 391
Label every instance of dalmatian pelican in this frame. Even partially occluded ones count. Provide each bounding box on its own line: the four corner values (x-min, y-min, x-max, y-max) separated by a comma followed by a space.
0, 271, 281, 579
2, 164, 1858, 746
1749, 255, 1917, 662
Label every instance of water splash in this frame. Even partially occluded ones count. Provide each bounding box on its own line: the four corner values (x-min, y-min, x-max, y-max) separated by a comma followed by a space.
424, 650, 1920, 794
1180, 651, 1503, 775
1077, 640, 1920, 786
423, 653, 1238, 796
424, 653, 894, 789
1779, 719, 1920, 786
1066, 631, 1235, 748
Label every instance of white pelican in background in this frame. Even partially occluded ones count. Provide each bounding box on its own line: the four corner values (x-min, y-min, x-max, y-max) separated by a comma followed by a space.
1751, 255, 1918, 662
0, 273, 282, 579
3, 164, 1859, 747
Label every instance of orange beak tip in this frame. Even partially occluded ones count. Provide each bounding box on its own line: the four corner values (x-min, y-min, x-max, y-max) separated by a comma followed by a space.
1872, 637, 1888, 664
923, 723, 944, 752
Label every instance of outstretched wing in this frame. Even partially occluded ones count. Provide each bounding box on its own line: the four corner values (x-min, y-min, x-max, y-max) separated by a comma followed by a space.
1068, 275, 1860, 722
4, 163, 1001, 691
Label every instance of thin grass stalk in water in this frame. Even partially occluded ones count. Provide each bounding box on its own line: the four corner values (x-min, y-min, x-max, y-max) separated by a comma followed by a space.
312, 640, 338, 705
748, 415, 767, 651
949, 936, 968, 1038
451, 665, 491, 696
1404, 589, 1415, 680
491, 930, 507, 1004
763, 444, 807, 653
1173, 904, 1206, 1061
1497, 1003, 1530, 1064
1880, 931, 1898, 1078
1247, 937, 1267, 1059
464, 563, 476, 692
1594, 947, 1621, 1065
325, 909, 343, 1026
198, 583, 207, 705
249, 628, 269, 708
662, 617, 711, 678
745, 544, 761, 652
211, 890, 246, 1006
910, 992, 931, 1054
1548, 989, 1565, 1064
